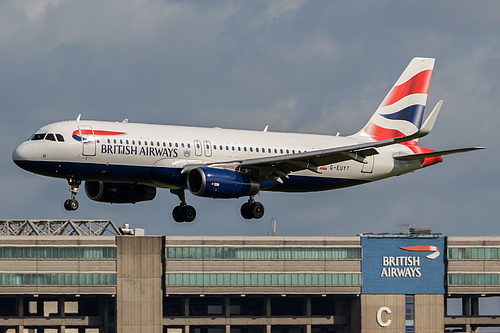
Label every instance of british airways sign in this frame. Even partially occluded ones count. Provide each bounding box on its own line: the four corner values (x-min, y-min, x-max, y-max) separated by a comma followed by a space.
361, 236, 445, 294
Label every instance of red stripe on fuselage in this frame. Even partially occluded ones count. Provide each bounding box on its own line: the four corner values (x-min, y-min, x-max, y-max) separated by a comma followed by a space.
72, 130, 126, 136
381, 70, 433, 107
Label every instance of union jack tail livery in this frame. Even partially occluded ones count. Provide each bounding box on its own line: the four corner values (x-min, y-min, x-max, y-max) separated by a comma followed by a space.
355, 57, 434, 142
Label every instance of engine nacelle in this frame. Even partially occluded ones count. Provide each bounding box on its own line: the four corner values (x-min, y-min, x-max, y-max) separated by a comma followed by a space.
85, 181, 156, 204
187, 167, 260, 198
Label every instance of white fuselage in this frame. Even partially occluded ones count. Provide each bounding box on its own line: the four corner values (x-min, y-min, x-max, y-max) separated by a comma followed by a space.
13, 120, 422, 193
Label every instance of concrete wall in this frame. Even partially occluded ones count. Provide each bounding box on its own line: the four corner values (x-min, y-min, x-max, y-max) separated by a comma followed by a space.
117, 236, 163, 333
359, 294, 405, 333
414, 294, 444, 333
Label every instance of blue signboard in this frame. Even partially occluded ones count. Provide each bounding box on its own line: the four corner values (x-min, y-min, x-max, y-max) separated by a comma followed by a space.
361, 235, 445, 294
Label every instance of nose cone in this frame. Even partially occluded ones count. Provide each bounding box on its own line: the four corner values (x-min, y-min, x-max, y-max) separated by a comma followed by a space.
12, 142, 33, 168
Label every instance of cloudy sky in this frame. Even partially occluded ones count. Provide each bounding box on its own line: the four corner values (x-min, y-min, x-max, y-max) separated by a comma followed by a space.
1, 0, 498, 238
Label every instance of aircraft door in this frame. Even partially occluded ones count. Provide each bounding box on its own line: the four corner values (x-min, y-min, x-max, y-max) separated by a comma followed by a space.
361, 155, 374, 173
194, 140, 202, 156
78, 125, 96, 156
203, 140, 212, 157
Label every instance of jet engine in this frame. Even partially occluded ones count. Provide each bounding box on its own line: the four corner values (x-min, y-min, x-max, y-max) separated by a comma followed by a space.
85, 181, 156, 204
187, 167, 260, 198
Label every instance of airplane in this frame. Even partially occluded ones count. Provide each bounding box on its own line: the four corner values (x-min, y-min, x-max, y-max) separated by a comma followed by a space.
12, 57, 484, 223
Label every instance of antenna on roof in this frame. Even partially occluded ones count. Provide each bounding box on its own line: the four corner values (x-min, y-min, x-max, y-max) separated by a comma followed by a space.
76, 114, 81, 121
263, 125, 269, 133
122, 118, 129, 123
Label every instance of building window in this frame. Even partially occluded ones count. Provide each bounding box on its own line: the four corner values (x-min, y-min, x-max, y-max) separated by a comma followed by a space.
0, 273, 117, 286
166, 247, 361, 260
0, 247, 117, 259
166, 273, 362, 286
405, 295, 414, 333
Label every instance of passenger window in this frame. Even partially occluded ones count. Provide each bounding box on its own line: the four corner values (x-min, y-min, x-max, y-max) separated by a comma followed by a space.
187, 143, 191, 148
262, 148, 265, 153
138, 141, 142, 145
274, 149, 277, 153
55, 134, 65, 142
132, 140, 136, 145
157, 142, 160, 147
45, 133, 56, 141
126, 140, 129, 145
220, 145, 223, 150
120, 139, 123, 144
181, 143, 185, 148
286, 149, 289, 154
151, 141, 154, 146
175, 143, 178, 147
238, 147, 241, 151
163, 142, 166, 147
292, 150, 295, 154
107, 139, 111, 144
268, 148, 271, 153
280, 149, 283, 154
256, 148, 259, 152
213, 145, 217, 150
244, 147, 247, 152
226, 146, 229, 150
250, 147, 253, 152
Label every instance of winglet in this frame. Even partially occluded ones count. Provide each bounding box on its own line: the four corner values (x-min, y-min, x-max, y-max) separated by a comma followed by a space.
419, 100, 443, 136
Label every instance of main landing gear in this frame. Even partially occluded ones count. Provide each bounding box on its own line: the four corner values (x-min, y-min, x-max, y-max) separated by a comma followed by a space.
64, 177, 81, 211
171, 189, 196, 223
240, 197, 265, 220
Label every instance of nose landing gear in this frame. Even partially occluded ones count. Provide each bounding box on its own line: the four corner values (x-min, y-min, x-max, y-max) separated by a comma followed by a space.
64, 177, 81, 211
171, 189, 196, 223
241, 197, 265, 220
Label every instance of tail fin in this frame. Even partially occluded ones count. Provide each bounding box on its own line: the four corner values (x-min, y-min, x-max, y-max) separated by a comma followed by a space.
353, 57, 435, 141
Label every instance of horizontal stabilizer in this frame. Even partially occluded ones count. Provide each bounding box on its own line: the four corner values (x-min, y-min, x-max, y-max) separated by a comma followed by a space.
394, 147, 486, 161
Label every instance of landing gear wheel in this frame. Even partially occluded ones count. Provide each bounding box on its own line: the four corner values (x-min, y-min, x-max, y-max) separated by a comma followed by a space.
172, 206, 183, 223
65, 177, 81, 211
64, 199, 79, 211
181, 205, 196, 222
170, 189, 197, 223
240, 202, 252, 220
240, 200, 265, 219
250, 202, 264, 219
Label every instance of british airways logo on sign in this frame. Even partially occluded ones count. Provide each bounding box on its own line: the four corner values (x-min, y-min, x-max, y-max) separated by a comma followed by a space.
361, 236, 445, 294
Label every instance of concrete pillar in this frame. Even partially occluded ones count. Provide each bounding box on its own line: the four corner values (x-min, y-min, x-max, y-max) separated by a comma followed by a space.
185, 325, 190, 333
225, 324, 230, 333
265, 297, 271, 316
59, 297, 65, 316
117, 236, 163, 333
225, 297, 230, 317
471, 297, 479, 316
306, 296, 311, 316
306, 325, 311, 333
266, 324, 271, 333
462, 296, 470, 316
183, 297, 190, 317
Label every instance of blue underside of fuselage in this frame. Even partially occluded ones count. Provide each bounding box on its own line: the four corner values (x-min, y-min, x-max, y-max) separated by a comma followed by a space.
14, 160, 369, 193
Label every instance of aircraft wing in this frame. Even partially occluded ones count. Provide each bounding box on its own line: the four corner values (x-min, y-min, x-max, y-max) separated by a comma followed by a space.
394, 147, 486, 161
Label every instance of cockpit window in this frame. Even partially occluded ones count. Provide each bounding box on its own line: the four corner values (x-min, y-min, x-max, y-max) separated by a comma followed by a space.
31, 133, 46, 141
45, 133, 56, 141
56, 134, 65, 142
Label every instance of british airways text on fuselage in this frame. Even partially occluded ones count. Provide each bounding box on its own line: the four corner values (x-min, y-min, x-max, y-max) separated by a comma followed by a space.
100, 144, 178, 158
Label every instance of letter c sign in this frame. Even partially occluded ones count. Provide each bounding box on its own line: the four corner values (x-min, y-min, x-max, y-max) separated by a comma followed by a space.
376, 306, 392, 327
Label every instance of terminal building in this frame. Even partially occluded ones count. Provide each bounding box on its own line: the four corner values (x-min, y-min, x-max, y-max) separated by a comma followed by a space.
0, 219, 499, 333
